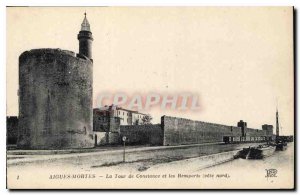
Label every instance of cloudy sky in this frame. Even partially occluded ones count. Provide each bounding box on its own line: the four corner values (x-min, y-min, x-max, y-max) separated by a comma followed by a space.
7, 7, 293, 134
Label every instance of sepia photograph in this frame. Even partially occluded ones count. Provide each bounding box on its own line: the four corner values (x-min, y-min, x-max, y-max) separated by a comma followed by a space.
5, 6, 294, 189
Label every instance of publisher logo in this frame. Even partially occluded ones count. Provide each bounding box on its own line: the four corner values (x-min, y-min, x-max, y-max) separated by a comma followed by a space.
265, 169, 277, 178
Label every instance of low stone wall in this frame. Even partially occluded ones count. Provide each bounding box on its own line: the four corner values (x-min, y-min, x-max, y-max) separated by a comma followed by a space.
162, 116, 242, 146
93, 115, 271, 147
246, 127, 267, 136
109, 132, 120, 145
120, 124, 163, 146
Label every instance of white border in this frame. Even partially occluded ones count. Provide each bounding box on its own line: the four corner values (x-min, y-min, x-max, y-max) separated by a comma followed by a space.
0, 0, 298, 194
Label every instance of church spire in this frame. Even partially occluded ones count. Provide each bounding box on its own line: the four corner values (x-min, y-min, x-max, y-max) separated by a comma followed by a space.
81, 12, 91, 31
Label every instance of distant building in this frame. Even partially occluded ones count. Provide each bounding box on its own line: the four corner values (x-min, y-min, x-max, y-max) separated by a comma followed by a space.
93, 105, 147, 132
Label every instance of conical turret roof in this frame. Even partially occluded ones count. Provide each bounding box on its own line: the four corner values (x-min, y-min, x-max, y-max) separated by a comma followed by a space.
81, 12, 91, 31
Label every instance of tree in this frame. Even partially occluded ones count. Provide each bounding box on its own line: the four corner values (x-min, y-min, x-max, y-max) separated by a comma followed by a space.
142, 114, 153, 125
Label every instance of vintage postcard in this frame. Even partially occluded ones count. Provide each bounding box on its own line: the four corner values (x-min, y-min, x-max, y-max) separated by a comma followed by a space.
6, 7, 294, 189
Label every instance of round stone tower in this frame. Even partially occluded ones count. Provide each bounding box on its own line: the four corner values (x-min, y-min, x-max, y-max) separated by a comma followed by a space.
17, 14, 94, 149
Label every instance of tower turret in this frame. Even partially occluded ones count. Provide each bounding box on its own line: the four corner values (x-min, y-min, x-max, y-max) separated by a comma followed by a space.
78, 12, 93, 60
237, 120, 247, 136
